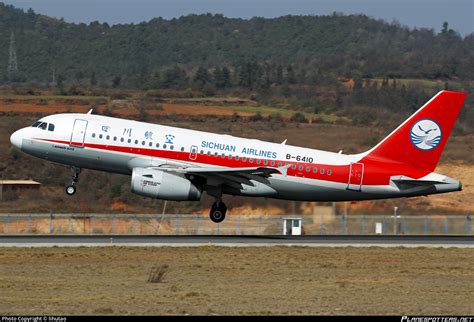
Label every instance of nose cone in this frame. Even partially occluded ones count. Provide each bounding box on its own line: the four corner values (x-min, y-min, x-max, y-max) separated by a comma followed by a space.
10, 129, 23, 150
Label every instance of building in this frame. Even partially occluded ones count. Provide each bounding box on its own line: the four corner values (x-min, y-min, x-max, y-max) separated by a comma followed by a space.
0, 180, 41, 191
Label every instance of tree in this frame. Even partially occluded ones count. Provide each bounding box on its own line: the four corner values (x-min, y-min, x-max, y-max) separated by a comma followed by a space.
237, 62, 260, 89
286, 65, 296, 84
162, 66, 188, 89
442, 21, 449, 34
193, 67, 210, 89
214, 67, 232, 89
275, 65, 284, 85
90, 71, 97, 86
112, 76, 121, 88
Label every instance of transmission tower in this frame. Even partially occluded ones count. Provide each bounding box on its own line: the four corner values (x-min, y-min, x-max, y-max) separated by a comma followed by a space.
7, 31, 18, 78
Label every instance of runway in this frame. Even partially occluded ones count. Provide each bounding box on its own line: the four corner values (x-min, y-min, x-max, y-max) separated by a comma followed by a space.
0, 235, 472, 248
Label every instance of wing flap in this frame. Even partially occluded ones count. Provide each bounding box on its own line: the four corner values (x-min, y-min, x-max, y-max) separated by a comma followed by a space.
149, 165, 280, 189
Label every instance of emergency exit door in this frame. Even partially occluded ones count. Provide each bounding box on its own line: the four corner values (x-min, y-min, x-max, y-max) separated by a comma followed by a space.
347, 162, 364, 191
70, 119, 88, 147
189, 145, 198, 160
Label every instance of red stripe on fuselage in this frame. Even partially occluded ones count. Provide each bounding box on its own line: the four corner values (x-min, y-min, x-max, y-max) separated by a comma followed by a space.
34, 138, 430, 186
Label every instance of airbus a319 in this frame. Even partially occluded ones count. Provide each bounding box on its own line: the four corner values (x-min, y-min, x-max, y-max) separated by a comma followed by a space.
10, 90, 467, 222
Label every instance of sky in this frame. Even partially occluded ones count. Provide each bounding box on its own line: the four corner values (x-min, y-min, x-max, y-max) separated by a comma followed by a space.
3, 0, 473, 36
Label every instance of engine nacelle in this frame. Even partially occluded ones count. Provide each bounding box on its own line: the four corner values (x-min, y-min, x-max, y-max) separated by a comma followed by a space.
131, 168, 201, 201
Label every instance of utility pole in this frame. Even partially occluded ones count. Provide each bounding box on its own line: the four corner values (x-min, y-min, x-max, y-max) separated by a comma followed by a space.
7, 31, 18, 80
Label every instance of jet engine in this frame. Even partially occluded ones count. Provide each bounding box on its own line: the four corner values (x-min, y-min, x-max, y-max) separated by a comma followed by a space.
131, 168, 201, 201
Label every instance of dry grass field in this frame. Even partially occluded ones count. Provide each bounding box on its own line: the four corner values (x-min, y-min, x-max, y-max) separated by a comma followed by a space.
0, 246, 473, 315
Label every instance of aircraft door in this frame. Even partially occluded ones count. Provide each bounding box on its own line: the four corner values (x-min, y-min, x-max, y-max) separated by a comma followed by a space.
189, 145, 198, 160
70, 119, 88, 147
347, 162, 364, 191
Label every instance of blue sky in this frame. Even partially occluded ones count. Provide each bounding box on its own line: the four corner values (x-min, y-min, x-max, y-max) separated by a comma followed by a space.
4, 0, 473, 36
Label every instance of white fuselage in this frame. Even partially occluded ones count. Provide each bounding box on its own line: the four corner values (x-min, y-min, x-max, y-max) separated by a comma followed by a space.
10, 113, 460, 202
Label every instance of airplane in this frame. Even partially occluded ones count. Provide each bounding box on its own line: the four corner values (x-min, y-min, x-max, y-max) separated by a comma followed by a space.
10, 90, 467, 223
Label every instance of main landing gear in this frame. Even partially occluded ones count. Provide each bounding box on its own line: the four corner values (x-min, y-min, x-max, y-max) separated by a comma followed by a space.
210, 201, 227, 223
65, 167, 81, 196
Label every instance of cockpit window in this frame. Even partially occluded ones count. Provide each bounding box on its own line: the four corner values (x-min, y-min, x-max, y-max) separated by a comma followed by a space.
48, 123, 55, 132
31, 121, 41, 127
38, 122, 47, 130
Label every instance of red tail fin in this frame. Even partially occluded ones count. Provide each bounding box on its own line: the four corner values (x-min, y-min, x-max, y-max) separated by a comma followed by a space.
363, 90, 467, 172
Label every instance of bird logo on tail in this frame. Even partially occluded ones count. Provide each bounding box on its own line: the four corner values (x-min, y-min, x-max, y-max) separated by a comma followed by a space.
410, 119, 442, 150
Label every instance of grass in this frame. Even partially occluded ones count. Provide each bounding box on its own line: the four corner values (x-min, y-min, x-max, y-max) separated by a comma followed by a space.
147, 264, 169, 283
0, 246, 472, 315
218, 104, 341, 122
1, 95, 110, 101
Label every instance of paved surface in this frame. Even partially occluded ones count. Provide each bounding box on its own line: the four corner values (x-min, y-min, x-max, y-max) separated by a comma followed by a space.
0, 235, 472, 248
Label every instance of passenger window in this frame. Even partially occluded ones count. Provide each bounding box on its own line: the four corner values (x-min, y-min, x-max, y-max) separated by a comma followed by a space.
149, 142, 152, 147
113, 136, 117, 141
263, 160, 268, 165
92, 133, 96, 138
306, 166, 310, 172
200, 150, 204, 154
142, 141, 145, 146
106, 135, 110, 140
328, 169, 332, 175
207, 151, 211, 156
228, 155, 232, 160
135, 140, 138, 144
163, 144, 167, 149
181, 147, 185, 152
221, 153, 225, 158
256, 159, 261, 164
156, 143, 159, 148
236, 156, 240, 160
128, 139, 131, 143
214, 152, 218, 157
271, 161, 275, 166
170, 145, 174, 150
250, 158, 254, 163
320, 169, 325, 174
291, 164, 296, 169
299, 165, 303, 171
48, 124, 55, 131
278, 162, 282, 167
243, 157, 247, 162
99, 134, 103, 139
120, 138, 124, 142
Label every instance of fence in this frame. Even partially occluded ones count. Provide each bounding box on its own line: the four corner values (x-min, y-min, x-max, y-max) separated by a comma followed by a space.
0, 213, 472, 235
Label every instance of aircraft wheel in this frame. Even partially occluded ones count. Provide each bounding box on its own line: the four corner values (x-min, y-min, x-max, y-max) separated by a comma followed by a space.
65, 185, 76, 196
210, 202, 227, 223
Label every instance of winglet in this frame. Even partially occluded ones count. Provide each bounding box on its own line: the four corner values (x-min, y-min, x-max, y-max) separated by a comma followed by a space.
281, 139, 287, 145
87, 109, 93, 115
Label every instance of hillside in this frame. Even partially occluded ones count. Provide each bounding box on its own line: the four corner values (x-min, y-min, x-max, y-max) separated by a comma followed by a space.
0, 2, 473, 86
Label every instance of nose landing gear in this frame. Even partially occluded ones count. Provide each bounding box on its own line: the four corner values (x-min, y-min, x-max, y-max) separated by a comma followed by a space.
65, 167, 81, 196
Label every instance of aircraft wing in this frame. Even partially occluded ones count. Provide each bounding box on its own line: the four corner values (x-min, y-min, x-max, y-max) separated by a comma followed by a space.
152, 165, 282, 189
166, 166, 279, 177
